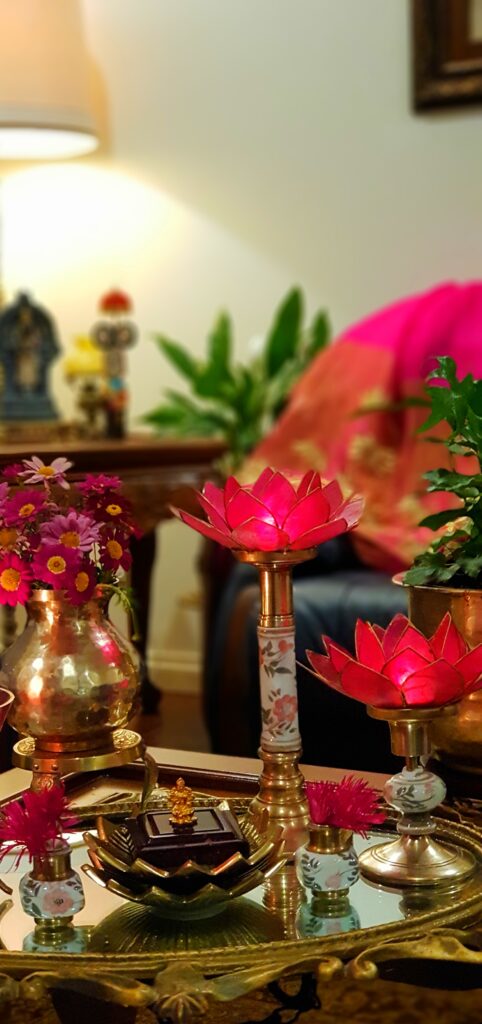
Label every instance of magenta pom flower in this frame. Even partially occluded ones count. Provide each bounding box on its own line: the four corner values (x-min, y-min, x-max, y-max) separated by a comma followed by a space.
2, 464, 23, 481
65, 561, 97, 605
77, 474, 122, 495
4, 489, 45, 526
172, 467, 363, 552
0, 553, 32, 606
31, 544, 80, 588
307, 612, 482, 709
21, 456, 72, 489
40, 510, 100, 552
306, 776, 386, 834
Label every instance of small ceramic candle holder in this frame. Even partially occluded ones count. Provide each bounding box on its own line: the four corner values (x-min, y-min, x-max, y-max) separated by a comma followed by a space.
19, 839, 85, 933
295, 824, 359, 901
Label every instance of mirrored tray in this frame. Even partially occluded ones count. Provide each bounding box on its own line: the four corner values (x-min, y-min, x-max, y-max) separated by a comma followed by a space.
1, 762, 482, 979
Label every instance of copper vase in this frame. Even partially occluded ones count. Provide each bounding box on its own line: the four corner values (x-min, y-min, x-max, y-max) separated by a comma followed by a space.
2, 590, 140, 755
405, 580, 482, 772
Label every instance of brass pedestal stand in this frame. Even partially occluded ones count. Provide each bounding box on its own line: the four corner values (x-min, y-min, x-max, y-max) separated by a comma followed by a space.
359, 705, 475, 887
13, 729, 144, 791
235, 548, 316, 854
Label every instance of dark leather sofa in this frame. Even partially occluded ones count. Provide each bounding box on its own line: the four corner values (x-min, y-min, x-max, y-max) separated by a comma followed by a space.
203, 536, 407, 774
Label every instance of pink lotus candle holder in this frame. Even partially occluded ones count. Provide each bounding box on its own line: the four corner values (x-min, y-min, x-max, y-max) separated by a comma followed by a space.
173, 467, 363, 852
307, 613, 482, 886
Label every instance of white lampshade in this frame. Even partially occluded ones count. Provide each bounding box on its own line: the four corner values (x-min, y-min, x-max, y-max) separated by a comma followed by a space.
0, 0, 98, 159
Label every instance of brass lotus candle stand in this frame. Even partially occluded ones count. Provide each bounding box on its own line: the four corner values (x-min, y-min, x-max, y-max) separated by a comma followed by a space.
173, 466, 363, 853
358, 705, 475, 887
235, 547, 315, 852
307, 612, 482, 887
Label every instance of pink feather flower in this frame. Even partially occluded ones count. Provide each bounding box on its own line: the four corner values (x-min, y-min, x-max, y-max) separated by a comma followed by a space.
306, 776, 386, 835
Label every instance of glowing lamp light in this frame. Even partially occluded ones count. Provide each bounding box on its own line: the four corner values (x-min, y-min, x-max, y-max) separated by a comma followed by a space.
307, 612, 482, 709
0, 0, 98, 161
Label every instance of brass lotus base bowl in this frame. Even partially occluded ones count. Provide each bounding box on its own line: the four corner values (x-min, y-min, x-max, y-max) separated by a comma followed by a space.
13, 729, 144, 791
83, 804, 286, 920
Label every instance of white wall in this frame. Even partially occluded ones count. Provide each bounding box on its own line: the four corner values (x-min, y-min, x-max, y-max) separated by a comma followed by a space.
3, 0, 482, 690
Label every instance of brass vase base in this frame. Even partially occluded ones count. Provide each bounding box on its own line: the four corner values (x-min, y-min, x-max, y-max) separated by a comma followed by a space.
13, 728, 144, 791
359, 833, 476, 888
246, 748, 310, 857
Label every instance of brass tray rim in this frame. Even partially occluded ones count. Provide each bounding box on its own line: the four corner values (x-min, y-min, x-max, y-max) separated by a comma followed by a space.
1, 763, 482, 978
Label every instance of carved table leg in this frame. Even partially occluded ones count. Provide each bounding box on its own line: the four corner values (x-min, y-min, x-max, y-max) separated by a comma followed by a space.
130, 529, 161, 714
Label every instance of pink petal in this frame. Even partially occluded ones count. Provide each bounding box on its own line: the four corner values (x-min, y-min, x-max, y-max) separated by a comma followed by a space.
225, 490, 276, 531
355, 620, 385, 671
195, 492, 230, 534
340, 662, 403, 708
401, 662, 464, 706
456, 645, 482, 686
231, 518, 290, 551
283, 489, 330, 541
203, 481, 226, 519
290, 518, 347, 550
257, 472, 297, 526
338, 495, 364, 528
383, 648, 432, 687
463, 675, 482, 696
251, 468, 276, 497
306, 651, 343, 689
224, 476, 241, 503
170, 507, 236, 548
372, 624, 385, 641
297, 470, 321, 499
322, 636, 352, 673
430, 613, 468, 662
322, 480, 344, 514
392, 624, 433, 660
381, 614, 411, 658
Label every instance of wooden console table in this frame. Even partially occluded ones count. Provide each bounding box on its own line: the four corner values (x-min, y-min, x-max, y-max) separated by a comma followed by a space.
0, 435, 225, 712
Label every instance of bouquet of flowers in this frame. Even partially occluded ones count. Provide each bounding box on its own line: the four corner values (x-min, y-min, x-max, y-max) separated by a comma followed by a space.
0, 456, 138, 613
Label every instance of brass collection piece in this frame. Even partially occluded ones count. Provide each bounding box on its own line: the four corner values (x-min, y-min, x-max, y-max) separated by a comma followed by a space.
1, 590, 143, 789
359, 705, 476, 887
169, 777, 197, 827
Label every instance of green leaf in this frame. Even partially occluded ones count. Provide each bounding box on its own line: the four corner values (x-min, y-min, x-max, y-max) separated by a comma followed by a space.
418, 509, 465, 531
265, 288, 303, 377
418, 384, 454, 432
427, 356, 458, 385
403, 564, 437, 586
155, 336, 199, 383
304, 310, 330, 360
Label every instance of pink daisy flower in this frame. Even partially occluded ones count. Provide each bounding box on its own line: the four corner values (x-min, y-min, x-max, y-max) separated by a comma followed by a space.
77, 474, 122, 495
100, 529, 132, 571
4, 490, 45, 526
40, 510, 100, 552
65, 561, 97, 605
0, 553, 32, 607
21, 456, 72, 490
90, 493, 133, 525
31, 544, 80, 588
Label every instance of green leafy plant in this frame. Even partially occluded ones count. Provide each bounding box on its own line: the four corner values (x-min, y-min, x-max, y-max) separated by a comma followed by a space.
143, 288, 330, 473
405, 356, 482, 587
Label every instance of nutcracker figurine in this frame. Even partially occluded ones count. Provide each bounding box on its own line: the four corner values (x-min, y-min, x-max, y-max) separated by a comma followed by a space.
91, 289, 137, 439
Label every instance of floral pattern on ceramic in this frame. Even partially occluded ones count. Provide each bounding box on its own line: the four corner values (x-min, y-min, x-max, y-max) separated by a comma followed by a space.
385, 766, 446, 817
296, 899, 361, 937
258, 625, 300, 750
295, 826, 359, 897
20, 869, 85, 922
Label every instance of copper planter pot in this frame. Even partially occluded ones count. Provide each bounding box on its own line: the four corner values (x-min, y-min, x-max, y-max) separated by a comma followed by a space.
405, 580, 482, 772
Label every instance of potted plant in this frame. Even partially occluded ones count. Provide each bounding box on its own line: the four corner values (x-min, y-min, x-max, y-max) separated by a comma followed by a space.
403, 355, 482, 769
143, 288, 330, 475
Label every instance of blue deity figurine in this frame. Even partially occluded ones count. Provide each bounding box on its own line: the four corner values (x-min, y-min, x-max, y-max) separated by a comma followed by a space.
0, 292, 60, 420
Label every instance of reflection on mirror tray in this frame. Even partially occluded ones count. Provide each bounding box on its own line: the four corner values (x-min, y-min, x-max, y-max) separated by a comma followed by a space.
0, 826, 480, 956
